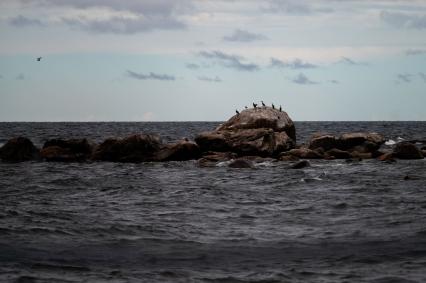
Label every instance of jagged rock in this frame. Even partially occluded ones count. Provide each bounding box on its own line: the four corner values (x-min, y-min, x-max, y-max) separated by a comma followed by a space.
392, 142, 424, 159
291, 160, 310, 169
217, 106, 296, 141
196, 128, 294, 157
92, 134, 162, 162
308, 134, 339, 151
228, 158, 255, 168
0, 137, 39, 162
378, 152, 395, 162
325, 148, 352, 159
41, 138, 94, 161
197, 152, 237, 167
280, 148, 323, 159
155, 140, 201, 161
278, 155, 300, 162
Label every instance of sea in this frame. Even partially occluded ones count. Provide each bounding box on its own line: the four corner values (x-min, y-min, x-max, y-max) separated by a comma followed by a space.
0, 121, 426, 283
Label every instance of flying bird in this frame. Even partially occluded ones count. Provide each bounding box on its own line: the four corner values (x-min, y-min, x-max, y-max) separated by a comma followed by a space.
37, 57, 42, 61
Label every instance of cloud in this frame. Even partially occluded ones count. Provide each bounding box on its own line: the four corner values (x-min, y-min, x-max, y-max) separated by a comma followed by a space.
126, 70, 175, 81
186, 63, 200, 70
62, 16, 184, 34
262, 0, 333, 15
381, 11, 426, 29
223, 29, 268, 42
270, 57, 317, 69
292, 73, 318, 85
197, 76, 222, 82
419, 72, 426, 82
16, 73, 25, 80
338, 56, 368, 66
329, 80, 339, 84
198, 50, 259, 72
406, 49, 426, 56
396, 73, 413, 83
20, 0, 190, 33
8, 15, 44, 27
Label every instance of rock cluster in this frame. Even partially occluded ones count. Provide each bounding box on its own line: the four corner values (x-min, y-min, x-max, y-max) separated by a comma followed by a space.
1, 106, 424, 165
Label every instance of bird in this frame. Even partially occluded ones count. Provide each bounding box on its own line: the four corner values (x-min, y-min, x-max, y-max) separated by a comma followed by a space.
37, 57, 42, 61
272, 103, 275, 109
279, 105, 282, 112
244, 106, 248, 109
236, 109, 240, 115
261, 101, 266, 107
253, 103, 257, 109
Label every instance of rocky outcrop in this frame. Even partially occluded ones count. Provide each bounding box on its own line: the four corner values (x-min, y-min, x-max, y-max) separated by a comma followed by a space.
196, 107, 295, 157
228, 158, 255, 168
197, 152, 237, 167
325, 148, 352, 159
155, 140, 201, 161
0, 137, 39, 162
308, 134, 339, 151
41, 139, 94, 162
392, 142, 424, 159
279, 148, 323, 159
92, 134, 162, 162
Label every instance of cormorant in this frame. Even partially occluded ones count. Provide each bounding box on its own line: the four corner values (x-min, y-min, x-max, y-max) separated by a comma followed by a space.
245, 106, 248, 109
236, 109, 240, 115
279, 105, 282, 112
272, 103, 275, 109
253, 103, 257, 109
261, 101, 265, 107
37, 57, 42, 61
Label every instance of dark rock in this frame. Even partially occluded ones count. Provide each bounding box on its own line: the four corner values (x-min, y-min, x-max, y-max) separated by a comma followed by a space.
197, 152, 237, 167
325, 148, 352, 159
228, 158, 255, 168
392, 142, 423, 159
280, 148, 323, 159
92, 134, 162, 162
350, 151, 372, 159
196, 128, 294, 157
0, 137, 39, 162
279, 155, 300, 162
217, 106, 296, 141
377, 152, 395, 162
155, 140, 201, 161
308, 134, 339, 151
291, 160, 310, 169
339, 132, 385, 150
41, 138, 94, 161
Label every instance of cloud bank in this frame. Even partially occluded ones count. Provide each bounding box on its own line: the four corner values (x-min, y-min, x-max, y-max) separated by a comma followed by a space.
126, 70, 175, 81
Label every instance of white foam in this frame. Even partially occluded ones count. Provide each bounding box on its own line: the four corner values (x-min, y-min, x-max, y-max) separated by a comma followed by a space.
385, 139, 396, 146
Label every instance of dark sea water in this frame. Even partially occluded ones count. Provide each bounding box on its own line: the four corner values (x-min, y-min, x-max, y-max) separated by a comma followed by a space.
1, 122, 426, 283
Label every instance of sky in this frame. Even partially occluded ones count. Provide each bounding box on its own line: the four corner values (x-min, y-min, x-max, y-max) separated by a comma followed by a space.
0, 0, 426, 121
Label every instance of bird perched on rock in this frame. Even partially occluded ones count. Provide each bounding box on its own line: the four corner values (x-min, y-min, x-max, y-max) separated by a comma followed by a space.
37, 57, 42, 61
236, 109, 240, 115
272, 103, 275, 109
279, 105, 282, 112
245, 106, 248, 109
261, 101, 266, 107
253, 103, 257, 109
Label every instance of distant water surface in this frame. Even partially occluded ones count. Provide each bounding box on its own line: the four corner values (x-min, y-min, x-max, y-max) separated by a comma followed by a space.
0, 122, 425, 283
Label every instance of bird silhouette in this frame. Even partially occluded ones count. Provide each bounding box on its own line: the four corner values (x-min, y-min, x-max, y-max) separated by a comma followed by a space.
253, 103, 257, 109
236, 109, 240, 115
245, 106, 248, 109
261, 101, 265, 107
272, 103, 275, 109
279, 105, 282, 112
37, 57, 42, 61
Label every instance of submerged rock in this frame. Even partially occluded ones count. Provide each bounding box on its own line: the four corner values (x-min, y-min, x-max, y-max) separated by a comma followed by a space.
195, 107, 296, 157
0, 137, 39, 162
92, 134, 162, 162
197, 151, 237, 167
228, 158, 255, 168
291, 160, 310, 169
392, 142, 424, 159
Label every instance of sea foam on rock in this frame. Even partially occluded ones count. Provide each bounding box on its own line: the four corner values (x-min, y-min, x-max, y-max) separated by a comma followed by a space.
195, 107, 296, 157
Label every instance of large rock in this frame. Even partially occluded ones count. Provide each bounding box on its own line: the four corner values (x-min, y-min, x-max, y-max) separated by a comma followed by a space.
339, 132, 385, 151
392, 142, 424, 159
92, 134, 162, 162
308, 134, 339, 151
280, 148, 323, 159
41, 138, 94, 162
155, 139, 201, 161
0, 137, 39, 162
216, 107, 296, 141
325, 148, 352, 159
195, 107, 296, 157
